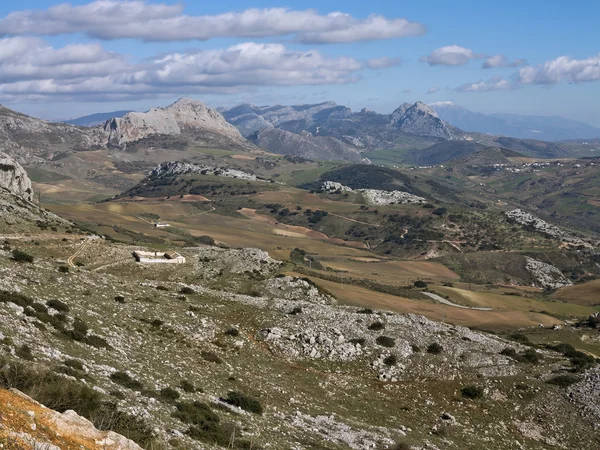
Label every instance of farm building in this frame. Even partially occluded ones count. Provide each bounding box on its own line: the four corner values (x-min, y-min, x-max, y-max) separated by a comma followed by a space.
154, 222, 171, 228
133, 250, 186, 264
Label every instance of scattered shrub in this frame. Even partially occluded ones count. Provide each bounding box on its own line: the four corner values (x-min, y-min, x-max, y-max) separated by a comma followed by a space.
16, 344, 34, 361
413, 280, 428, 289
411, 344, 421, 353
196, 235, 216, 246
289, 306, 303, 315
500, 348, 517, 358
357, 308, 374, 314
546, 374, 580, 388
180, 380, 196, 393
349, 338, 366, 346
223, 391, 264, 414
85, 335, 112, 349
64, 359, 85, 371
427, 343, 443, 354
160, 387, 181, 402
12, 249, 33, 263
155, 286, 169, 291
461, 385, 484, 399
383, 354, 398, 366
225, 328, 240, 336
517, 348, 540, 364
58, 266, 69, 273
114, 295, 126, 303
180, 287, 196, 295
376, 336, 396, 348
368, 321, 385, 331
47, 299, 70, 313
110, 371, 144, 390
201, 351, 223, 364
509, 333, 530, 344
150, 319, 164, 327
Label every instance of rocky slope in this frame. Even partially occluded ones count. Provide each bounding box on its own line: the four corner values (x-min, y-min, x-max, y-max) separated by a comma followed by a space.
104, 98, 255, 151
0, 105, 102, 164
0, 236, 598, 449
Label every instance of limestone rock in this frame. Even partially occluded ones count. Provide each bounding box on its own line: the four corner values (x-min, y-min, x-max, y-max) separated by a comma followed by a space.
0, 156, 34, 201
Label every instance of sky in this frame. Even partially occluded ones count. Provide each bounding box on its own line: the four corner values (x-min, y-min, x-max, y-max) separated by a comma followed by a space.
0, 0, 599, 126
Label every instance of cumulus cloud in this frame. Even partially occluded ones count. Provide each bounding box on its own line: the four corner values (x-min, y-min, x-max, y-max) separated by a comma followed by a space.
425, 86, 440, 94
455, 76, 514, 92
366, 57, 402, 69
482, 54, 526, 69
517, 54, 600, 84
0, 1, 426, 44
423, 45, 480, 66
0, 38, 366, 102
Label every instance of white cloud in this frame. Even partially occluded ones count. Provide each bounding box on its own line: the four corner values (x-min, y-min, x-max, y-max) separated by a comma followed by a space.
0, 1, 426, 44
0, 38, 365, 102
423, 45, 478, 66
455, 76, 514, 92
425, 86, 440, 94
517, 54, 600, 84
482, 54, 526, 69
366, 57, 402, 69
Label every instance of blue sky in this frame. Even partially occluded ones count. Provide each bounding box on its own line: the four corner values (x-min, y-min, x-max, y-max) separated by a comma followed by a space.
0, 0, 599, 126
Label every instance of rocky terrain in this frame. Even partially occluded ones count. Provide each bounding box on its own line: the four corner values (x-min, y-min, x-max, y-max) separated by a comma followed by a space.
506, 209, 589, 246
320, 181, 426, 205
150, 161, 263, 182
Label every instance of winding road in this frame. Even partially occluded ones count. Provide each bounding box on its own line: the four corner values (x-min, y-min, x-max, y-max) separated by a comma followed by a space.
422, 291, 493, 311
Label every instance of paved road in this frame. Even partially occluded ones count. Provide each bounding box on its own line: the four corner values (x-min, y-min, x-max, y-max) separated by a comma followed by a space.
422, 291, 493, 311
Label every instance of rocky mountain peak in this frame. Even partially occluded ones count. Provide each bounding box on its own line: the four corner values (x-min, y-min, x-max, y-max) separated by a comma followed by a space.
390, 102, 413, 122
0, 155, 34, 201
103, 98, 246, 148
392, 101, 464, 140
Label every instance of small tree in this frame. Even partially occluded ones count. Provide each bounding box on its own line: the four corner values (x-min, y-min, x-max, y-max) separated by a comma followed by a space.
427, 342, 443, 354
414, 280, 428, 289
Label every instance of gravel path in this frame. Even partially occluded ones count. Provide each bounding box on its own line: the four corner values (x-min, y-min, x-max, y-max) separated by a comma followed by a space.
422, 291, 493, 311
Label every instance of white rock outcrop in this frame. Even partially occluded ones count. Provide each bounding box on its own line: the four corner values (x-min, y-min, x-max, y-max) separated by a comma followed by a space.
320, 181, 426, 205
506, 208, 588, 246
0, 156, 34, 201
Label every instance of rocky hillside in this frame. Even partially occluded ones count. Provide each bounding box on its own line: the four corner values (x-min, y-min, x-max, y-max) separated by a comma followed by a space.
0, 105, 102, 164
250, 127, 365, 161
104, 98, 256, 152
1, 235, 599, 449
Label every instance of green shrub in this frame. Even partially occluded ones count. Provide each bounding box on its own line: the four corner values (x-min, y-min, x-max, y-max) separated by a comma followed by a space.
411, 344, 421, 353
180, 287, 196, 295
85, 335, 112, 349
16, 344, 34, 361
383, 354, 398, 366
368, 321, 385, 331
201, 351, 223, 364
350, 338, 366, 345
47, 299, 70, 313
223, 391, 264, 414
500, 348, 517, 357
413, 280, 428, 289
12, 249, 33, 263
461, 385, 484, 399
517, 348, 540, 364
357, 308, 374, 314
0, 290, 34, 308
225, 327, 240, 336
58, 266, 69, 273
150, 319, 164, 327
546, 374, 580, 387
427, 342, 443, 354
509, 333, 530, 344
376, 336, 396, 348
180, 380, 196, 393
110, 371, 144, 390
196, 235, 216, 246
160, 387, 181, 402
114, 295, 125, 303
64, 359, 85, 371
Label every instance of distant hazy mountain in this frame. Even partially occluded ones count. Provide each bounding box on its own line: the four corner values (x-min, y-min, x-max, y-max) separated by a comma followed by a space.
64, 110, 133, 127
221, 100, 468, 160
430, 101, 600, 141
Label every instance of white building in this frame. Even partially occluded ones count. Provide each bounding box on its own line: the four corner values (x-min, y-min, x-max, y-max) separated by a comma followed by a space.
133, 250, 185, 264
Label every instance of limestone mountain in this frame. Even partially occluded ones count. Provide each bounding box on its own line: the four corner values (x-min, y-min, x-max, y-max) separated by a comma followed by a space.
392, 101, 467, 140
103, 98, 256, 151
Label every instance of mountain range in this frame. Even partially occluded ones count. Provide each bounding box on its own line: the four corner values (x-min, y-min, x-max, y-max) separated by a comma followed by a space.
429, 101, 600, 141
